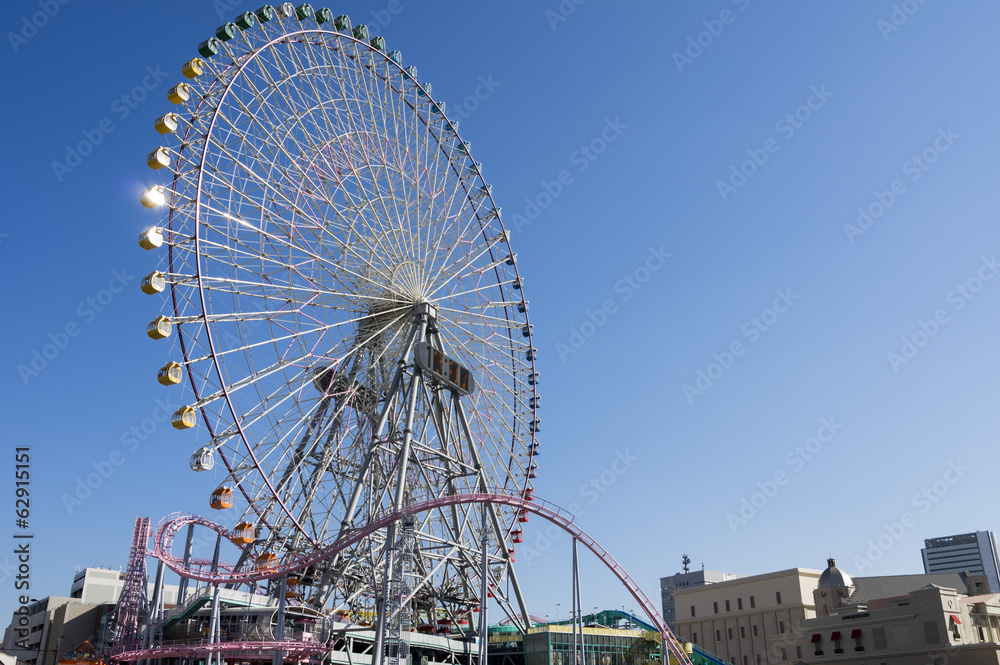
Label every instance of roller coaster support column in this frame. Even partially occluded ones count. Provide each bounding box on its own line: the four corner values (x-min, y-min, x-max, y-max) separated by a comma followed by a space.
207, 533, 223, 665
175, 524, 195, 604
571, 539, 583, 665
478, 503, 489, 665
142, 559, 165, 665
272, 576, 288, 665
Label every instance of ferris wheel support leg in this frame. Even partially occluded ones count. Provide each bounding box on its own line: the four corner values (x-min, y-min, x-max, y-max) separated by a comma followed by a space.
372, 523, 395, 665
314, 316, 424, 606
453, 396, 532, 633
272, 576, 288, 665
341, 313, 424, 528
374, 327, 427, 665
478, 504, 489, 665
225, 545, 255, 590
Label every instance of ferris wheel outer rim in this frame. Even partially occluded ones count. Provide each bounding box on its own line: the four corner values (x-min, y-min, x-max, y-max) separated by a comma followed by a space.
164, 21, 539, 555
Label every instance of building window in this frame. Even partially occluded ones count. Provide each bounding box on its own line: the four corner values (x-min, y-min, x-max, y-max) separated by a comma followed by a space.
872, 627, 887, 651
693, 632, 698, 644
726, 600, 731, 612
779, 621, 785, 634
716, 629, 721, 642
752, 625, 758, 637
691, 605, 696, 618
923, 621, 941, 646
775, 591, 782, 604
795, 646, 801, 660
728, 628, 733, 640
740, 626, 746, 639
979, 626, 986, 642
750, 595, 755, 608
714, 602, 719, 614
756, 656, 761, 665
781, 647, 787, 661
737, 598, 743, 610
742, 657, 747, 665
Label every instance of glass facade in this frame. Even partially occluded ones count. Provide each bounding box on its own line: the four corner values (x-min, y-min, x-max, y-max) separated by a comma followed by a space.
490, 626, 662, 665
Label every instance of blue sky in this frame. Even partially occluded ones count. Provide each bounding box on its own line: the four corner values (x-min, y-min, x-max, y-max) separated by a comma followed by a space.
2, 0, 1000, 628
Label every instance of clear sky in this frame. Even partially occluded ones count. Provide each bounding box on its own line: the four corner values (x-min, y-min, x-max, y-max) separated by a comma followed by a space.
2, 0, 1000, 629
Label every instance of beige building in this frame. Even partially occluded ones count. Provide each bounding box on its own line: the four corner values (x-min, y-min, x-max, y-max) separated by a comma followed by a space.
672, 567, 823, 665
801, 558, 1000, 664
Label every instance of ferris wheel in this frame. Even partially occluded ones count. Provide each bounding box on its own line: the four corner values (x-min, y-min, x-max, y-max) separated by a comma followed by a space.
137, 3, 539, 629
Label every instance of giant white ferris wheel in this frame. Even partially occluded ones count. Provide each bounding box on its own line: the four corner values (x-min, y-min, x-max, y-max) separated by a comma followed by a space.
137, 3, 540, 631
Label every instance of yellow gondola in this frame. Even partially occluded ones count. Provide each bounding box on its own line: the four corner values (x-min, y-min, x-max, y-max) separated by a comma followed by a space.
181, 58, 204, 79
154, 113, 179, 135
146, 147, 170, 170
138, 227, 163, 249
157, 361, 183, 386
140, 271, 165, 295
147, 316, 172, 340
167, 83, 192, 104
171, 406, 196, 429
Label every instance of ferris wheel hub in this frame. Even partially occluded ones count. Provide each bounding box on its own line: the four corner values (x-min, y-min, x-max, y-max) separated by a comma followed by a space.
413, 302, 437, 321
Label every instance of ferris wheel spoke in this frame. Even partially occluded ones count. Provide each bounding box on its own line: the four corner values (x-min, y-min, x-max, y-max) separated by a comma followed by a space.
435, 305, 518, 329
322, 71, 413, 266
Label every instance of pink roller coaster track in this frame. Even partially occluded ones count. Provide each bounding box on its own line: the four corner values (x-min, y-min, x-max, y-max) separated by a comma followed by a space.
126, 493, 692, 665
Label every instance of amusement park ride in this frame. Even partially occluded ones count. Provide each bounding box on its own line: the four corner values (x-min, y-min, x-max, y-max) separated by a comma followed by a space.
124, 5, 694, 665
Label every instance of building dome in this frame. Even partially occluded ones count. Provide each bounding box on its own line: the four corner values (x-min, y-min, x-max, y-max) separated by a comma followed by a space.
818, 558, 853, 589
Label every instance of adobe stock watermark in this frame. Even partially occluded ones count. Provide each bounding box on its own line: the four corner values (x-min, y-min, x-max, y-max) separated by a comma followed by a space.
672, 0, 752, 74
887, 255, 998, 372
682, 288, 799, 404
716, 85, 833, 201
726, 417, 844, 534
520, 449, 638, 565
16, 268, 134, 386
509, 117, 628, 234
0, 556, 17, 589
877, 0, 932, 41
555, 246, 671, 362
843, 127, 959, 244
544, 0, 587, 31
51, 65, 170, 182
852, 459, 969, 573
447, 75, 501, 121
61, 397, 179, 514
7, 0, 71, 54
